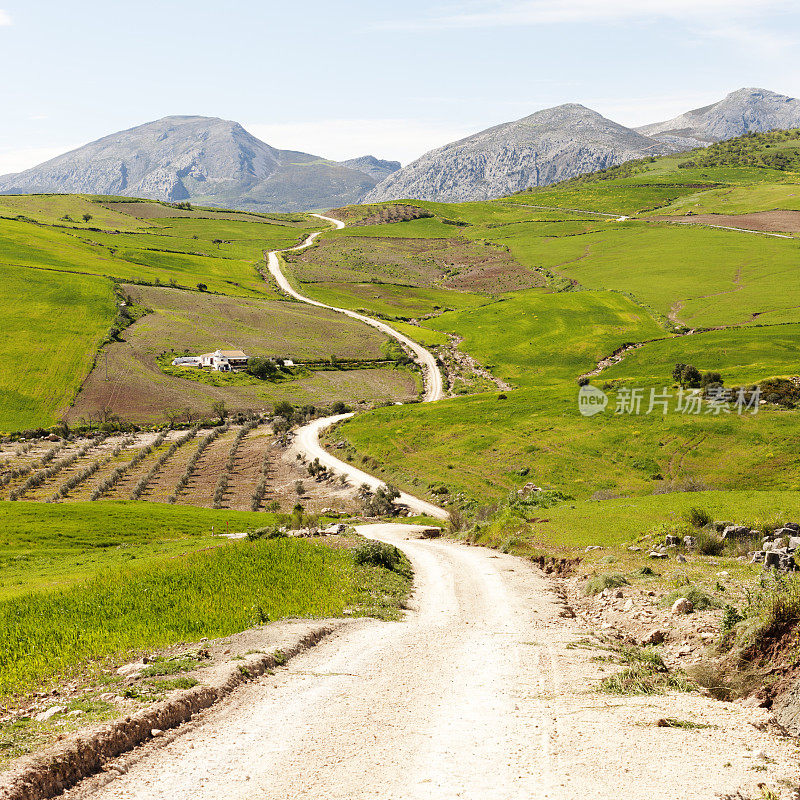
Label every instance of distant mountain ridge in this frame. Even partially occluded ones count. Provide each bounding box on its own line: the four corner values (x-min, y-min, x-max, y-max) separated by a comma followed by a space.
0, 116, 400, 213
363, 104, 674, 204
365, 87, 800, 203
3, 88, 799, 210
637, 88, 800, 148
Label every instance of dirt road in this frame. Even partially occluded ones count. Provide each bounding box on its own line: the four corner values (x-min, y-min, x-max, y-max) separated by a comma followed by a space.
82, 525, 797, 800
291, 414, 447, 519
267, 215, 444, 403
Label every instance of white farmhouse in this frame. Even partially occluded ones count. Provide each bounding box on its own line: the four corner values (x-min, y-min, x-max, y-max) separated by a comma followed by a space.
199, 349, 249, 372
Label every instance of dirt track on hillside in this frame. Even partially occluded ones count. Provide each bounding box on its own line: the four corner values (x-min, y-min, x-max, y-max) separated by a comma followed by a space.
655, 209, 800, 233
77, 524, 798, 800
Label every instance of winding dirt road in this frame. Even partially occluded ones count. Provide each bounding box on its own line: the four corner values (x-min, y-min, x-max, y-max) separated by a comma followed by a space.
81, 525, 797, 800
268, 213, 447, 518
292, 414, 447, 519
268, 214, 444, 404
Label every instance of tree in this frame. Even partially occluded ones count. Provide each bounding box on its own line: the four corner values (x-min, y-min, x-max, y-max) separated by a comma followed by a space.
681, 365, 702, 388
362, 484, 401, 517
82, 213, 93, 223
273, 400, 294, 420
248, 357, 278, 380
701, 371, 723, 388
212, 239, 223, 249
164, 409, 180, 428
211, 400, 227, 424
672, 363, 686, 384
196, 282, 208, 292
183, 407, 198, 424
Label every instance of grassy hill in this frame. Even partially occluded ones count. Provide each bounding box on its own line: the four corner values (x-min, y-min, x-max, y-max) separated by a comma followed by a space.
0, 195, 418, 432
303, 136, 800, 503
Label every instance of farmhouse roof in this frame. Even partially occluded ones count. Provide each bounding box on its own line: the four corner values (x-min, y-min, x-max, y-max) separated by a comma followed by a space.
199, 349, 249, 360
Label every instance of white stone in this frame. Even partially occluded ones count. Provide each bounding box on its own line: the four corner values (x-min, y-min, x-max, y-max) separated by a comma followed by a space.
35, 706, 65, 723
671, 598, 694, 614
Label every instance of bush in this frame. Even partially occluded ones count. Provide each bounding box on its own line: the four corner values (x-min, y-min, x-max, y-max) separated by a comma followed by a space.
584, 573, 629, 596
685, 507, 713, 528
692, 529, 725, 556
354, 540, 405, 572
663, 586, 721, 610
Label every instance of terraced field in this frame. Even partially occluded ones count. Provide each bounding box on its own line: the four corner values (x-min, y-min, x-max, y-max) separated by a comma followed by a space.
0, 421, 356, 517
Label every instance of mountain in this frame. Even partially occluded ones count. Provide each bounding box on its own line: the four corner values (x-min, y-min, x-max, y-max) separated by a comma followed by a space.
637, 88, 800, 148
363, 104, 675, 204
339, 156, 401, 182
0, 116, 400, 213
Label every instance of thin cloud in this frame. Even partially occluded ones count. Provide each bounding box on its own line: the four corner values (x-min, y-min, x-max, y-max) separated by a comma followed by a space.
0, 9, 11, 25
0, 145, 73, 175
382, 0, 798, 57
397, 0, 792, 27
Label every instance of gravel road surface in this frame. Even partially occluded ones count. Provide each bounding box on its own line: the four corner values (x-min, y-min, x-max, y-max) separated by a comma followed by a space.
82, 524, 798, 800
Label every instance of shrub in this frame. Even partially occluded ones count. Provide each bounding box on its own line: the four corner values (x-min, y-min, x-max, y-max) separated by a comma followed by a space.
583, 573, 629, 596
354, 540, 404, 572
685, 507, 713, 528
663, 586, 721, 610
692, 529, 725, 556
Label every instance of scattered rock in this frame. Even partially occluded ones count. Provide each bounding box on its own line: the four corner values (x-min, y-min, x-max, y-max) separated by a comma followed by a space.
116, 662, 146, 678
722, 525, 751, 540
150, 728, 163, 737
67, 710, 85, 718
648, 551, 668, 559
712, 520, 734, 532
641, 629, 667, 646
676, 554, 687, 563
784, 522, 800, 532
671, 598, 694, 614
585, 546, 602, 552
35, 706, 65, 723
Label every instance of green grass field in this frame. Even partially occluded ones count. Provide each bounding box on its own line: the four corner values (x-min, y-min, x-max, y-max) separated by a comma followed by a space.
0, 501, 278, 598
425, 290, 665, 387
0, 264, 114, 431
0, 499, 411, 695
602, 324, 800, 387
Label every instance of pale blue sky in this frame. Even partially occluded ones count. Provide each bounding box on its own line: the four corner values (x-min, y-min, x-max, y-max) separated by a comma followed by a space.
1, 0, 798, 172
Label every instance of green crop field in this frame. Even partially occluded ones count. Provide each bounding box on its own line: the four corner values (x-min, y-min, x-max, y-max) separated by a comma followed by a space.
425, 290, 665, 387
0, 501, 409, 695
0, 501, 278, 598
0, 264, 114, 431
